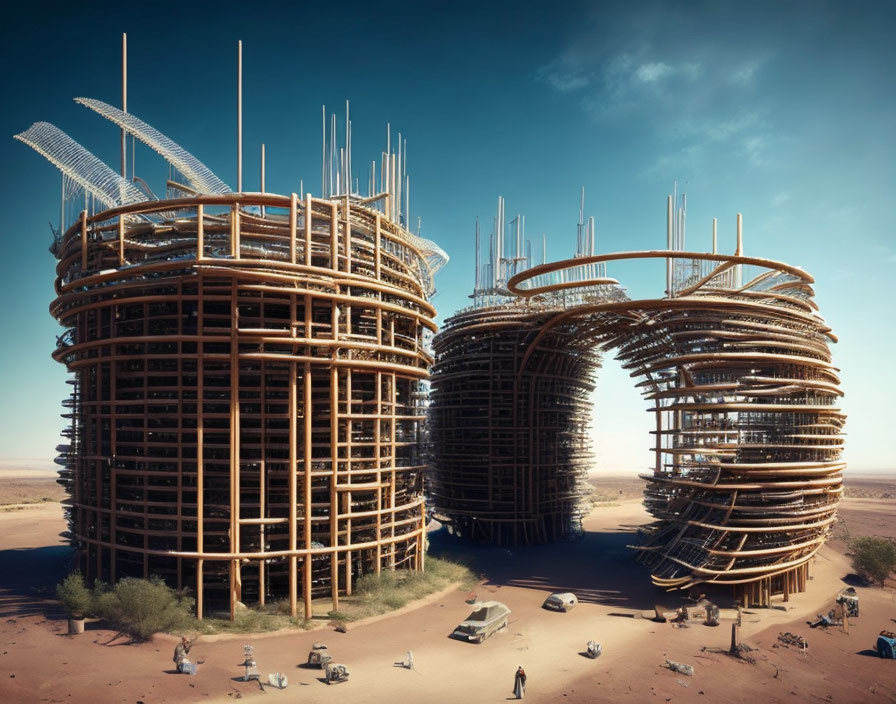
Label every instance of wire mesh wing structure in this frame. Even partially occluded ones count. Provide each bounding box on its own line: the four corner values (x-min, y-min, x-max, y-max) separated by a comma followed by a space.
75, 98, 232, 195
14, 122, 149, 209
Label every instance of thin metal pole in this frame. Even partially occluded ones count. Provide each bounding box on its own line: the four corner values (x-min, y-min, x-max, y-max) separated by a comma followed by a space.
666, 195, 673, 296
474, 217, 480, 292
321, 105, 326, 197
260, 144, 265, 218
736, 212, 743, 255
712, 217, 718, 254
577, 187, 584, 256
345, 101, 350, 195
60, 173, 65, 236
121, 33, 127, 179
237, 40, 243, 193
260, 143, 265, 192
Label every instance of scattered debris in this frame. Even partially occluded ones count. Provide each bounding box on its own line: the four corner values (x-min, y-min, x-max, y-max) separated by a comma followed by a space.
325, 662, 350, 684
665, 659, 694, 676
778, 632, 809, 650
586, 641, 602, 659
394, 650, 414, 670
808, 611, 842, 629
836, 588, 859, 617
267, 673, 288, 689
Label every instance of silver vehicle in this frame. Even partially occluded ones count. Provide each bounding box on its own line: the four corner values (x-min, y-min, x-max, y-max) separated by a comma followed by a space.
543, 592, 578, 612
452, 601, 511, 643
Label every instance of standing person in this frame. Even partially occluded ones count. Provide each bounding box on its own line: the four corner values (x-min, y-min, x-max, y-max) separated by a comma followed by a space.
513, 665, 527, 699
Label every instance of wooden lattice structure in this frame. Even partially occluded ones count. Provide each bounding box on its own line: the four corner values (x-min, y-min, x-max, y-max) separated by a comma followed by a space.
51, 193, 437, 618
431, 232, 844, 605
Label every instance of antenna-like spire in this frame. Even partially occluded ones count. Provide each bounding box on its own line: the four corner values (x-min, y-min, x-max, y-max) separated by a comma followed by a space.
237, 40, 243, 192
474, 217, 481, 292
121, 33, 127, 179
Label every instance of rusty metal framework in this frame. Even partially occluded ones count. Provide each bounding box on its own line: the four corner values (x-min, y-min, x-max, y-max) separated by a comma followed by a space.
49, 193, 437, 619
430, 197, 844, 605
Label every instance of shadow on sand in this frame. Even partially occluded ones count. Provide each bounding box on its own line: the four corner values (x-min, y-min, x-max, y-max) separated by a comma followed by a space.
428, 524, 664, 612
0, 544, 73, 618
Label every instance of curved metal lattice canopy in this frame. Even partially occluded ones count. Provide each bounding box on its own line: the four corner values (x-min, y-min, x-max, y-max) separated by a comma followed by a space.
75, 97, 232, 195
14, 122, 149, 209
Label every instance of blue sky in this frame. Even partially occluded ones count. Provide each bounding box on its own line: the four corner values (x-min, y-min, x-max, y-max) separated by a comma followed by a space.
1, 1, 893, 473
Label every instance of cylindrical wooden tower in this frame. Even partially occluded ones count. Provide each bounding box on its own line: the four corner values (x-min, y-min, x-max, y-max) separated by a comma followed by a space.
52, 193, 438, 619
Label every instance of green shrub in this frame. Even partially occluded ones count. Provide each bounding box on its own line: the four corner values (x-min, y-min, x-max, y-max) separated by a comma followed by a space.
56, 572, 93, 618
339, 557, 477, 620
94, 576, 196, 641
851, 536, 896, 586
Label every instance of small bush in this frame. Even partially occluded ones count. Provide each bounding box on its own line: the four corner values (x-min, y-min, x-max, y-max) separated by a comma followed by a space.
56, 572, 93, 618
94, 576, 196, 641
851, 536, 896, 586
340, 557, 477, 620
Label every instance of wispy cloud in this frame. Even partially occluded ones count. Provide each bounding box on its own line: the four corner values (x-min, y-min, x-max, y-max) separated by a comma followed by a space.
742, 135, 767, 167
534, 10, 778, 174
535, 54, 592, 93
729, 58, 767, 85
771, 191, 790, 207
635, 61, 672, 83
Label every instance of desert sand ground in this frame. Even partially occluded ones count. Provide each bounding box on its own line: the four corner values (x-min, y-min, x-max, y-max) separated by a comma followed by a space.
0, 475, 893, 704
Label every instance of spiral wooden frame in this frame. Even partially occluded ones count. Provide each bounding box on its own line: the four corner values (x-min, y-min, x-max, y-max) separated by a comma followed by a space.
52, 193, 435, 619
430, 250, 844, 604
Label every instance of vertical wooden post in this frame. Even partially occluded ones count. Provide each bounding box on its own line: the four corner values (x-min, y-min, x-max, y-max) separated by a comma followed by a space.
305, 194, 313, 266
374, 214, 382, 280
330, 364, 340, 610
258, 455, 265, 607
289, 193, 298, 264
375, 371, 382, 574
177, 295, 184, 591
231, 204, 240, 258
118, 215, 125, 265
196, 275, 205, 620
303, 358, 313, 620
345, 367, 352, 596
196, 204, 204, 261
344, 195, 351, 274
80, 210, 88, 272
390, 372, 397, 567
229, 280, 241, 619
330, 202, 339, 270
289, 357, 298, 617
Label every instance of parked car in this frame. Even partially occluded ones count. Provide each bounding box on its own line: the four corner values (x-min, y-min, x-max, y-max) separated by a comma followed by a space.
543, 592, 578, 612
452, 601, 511, 643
